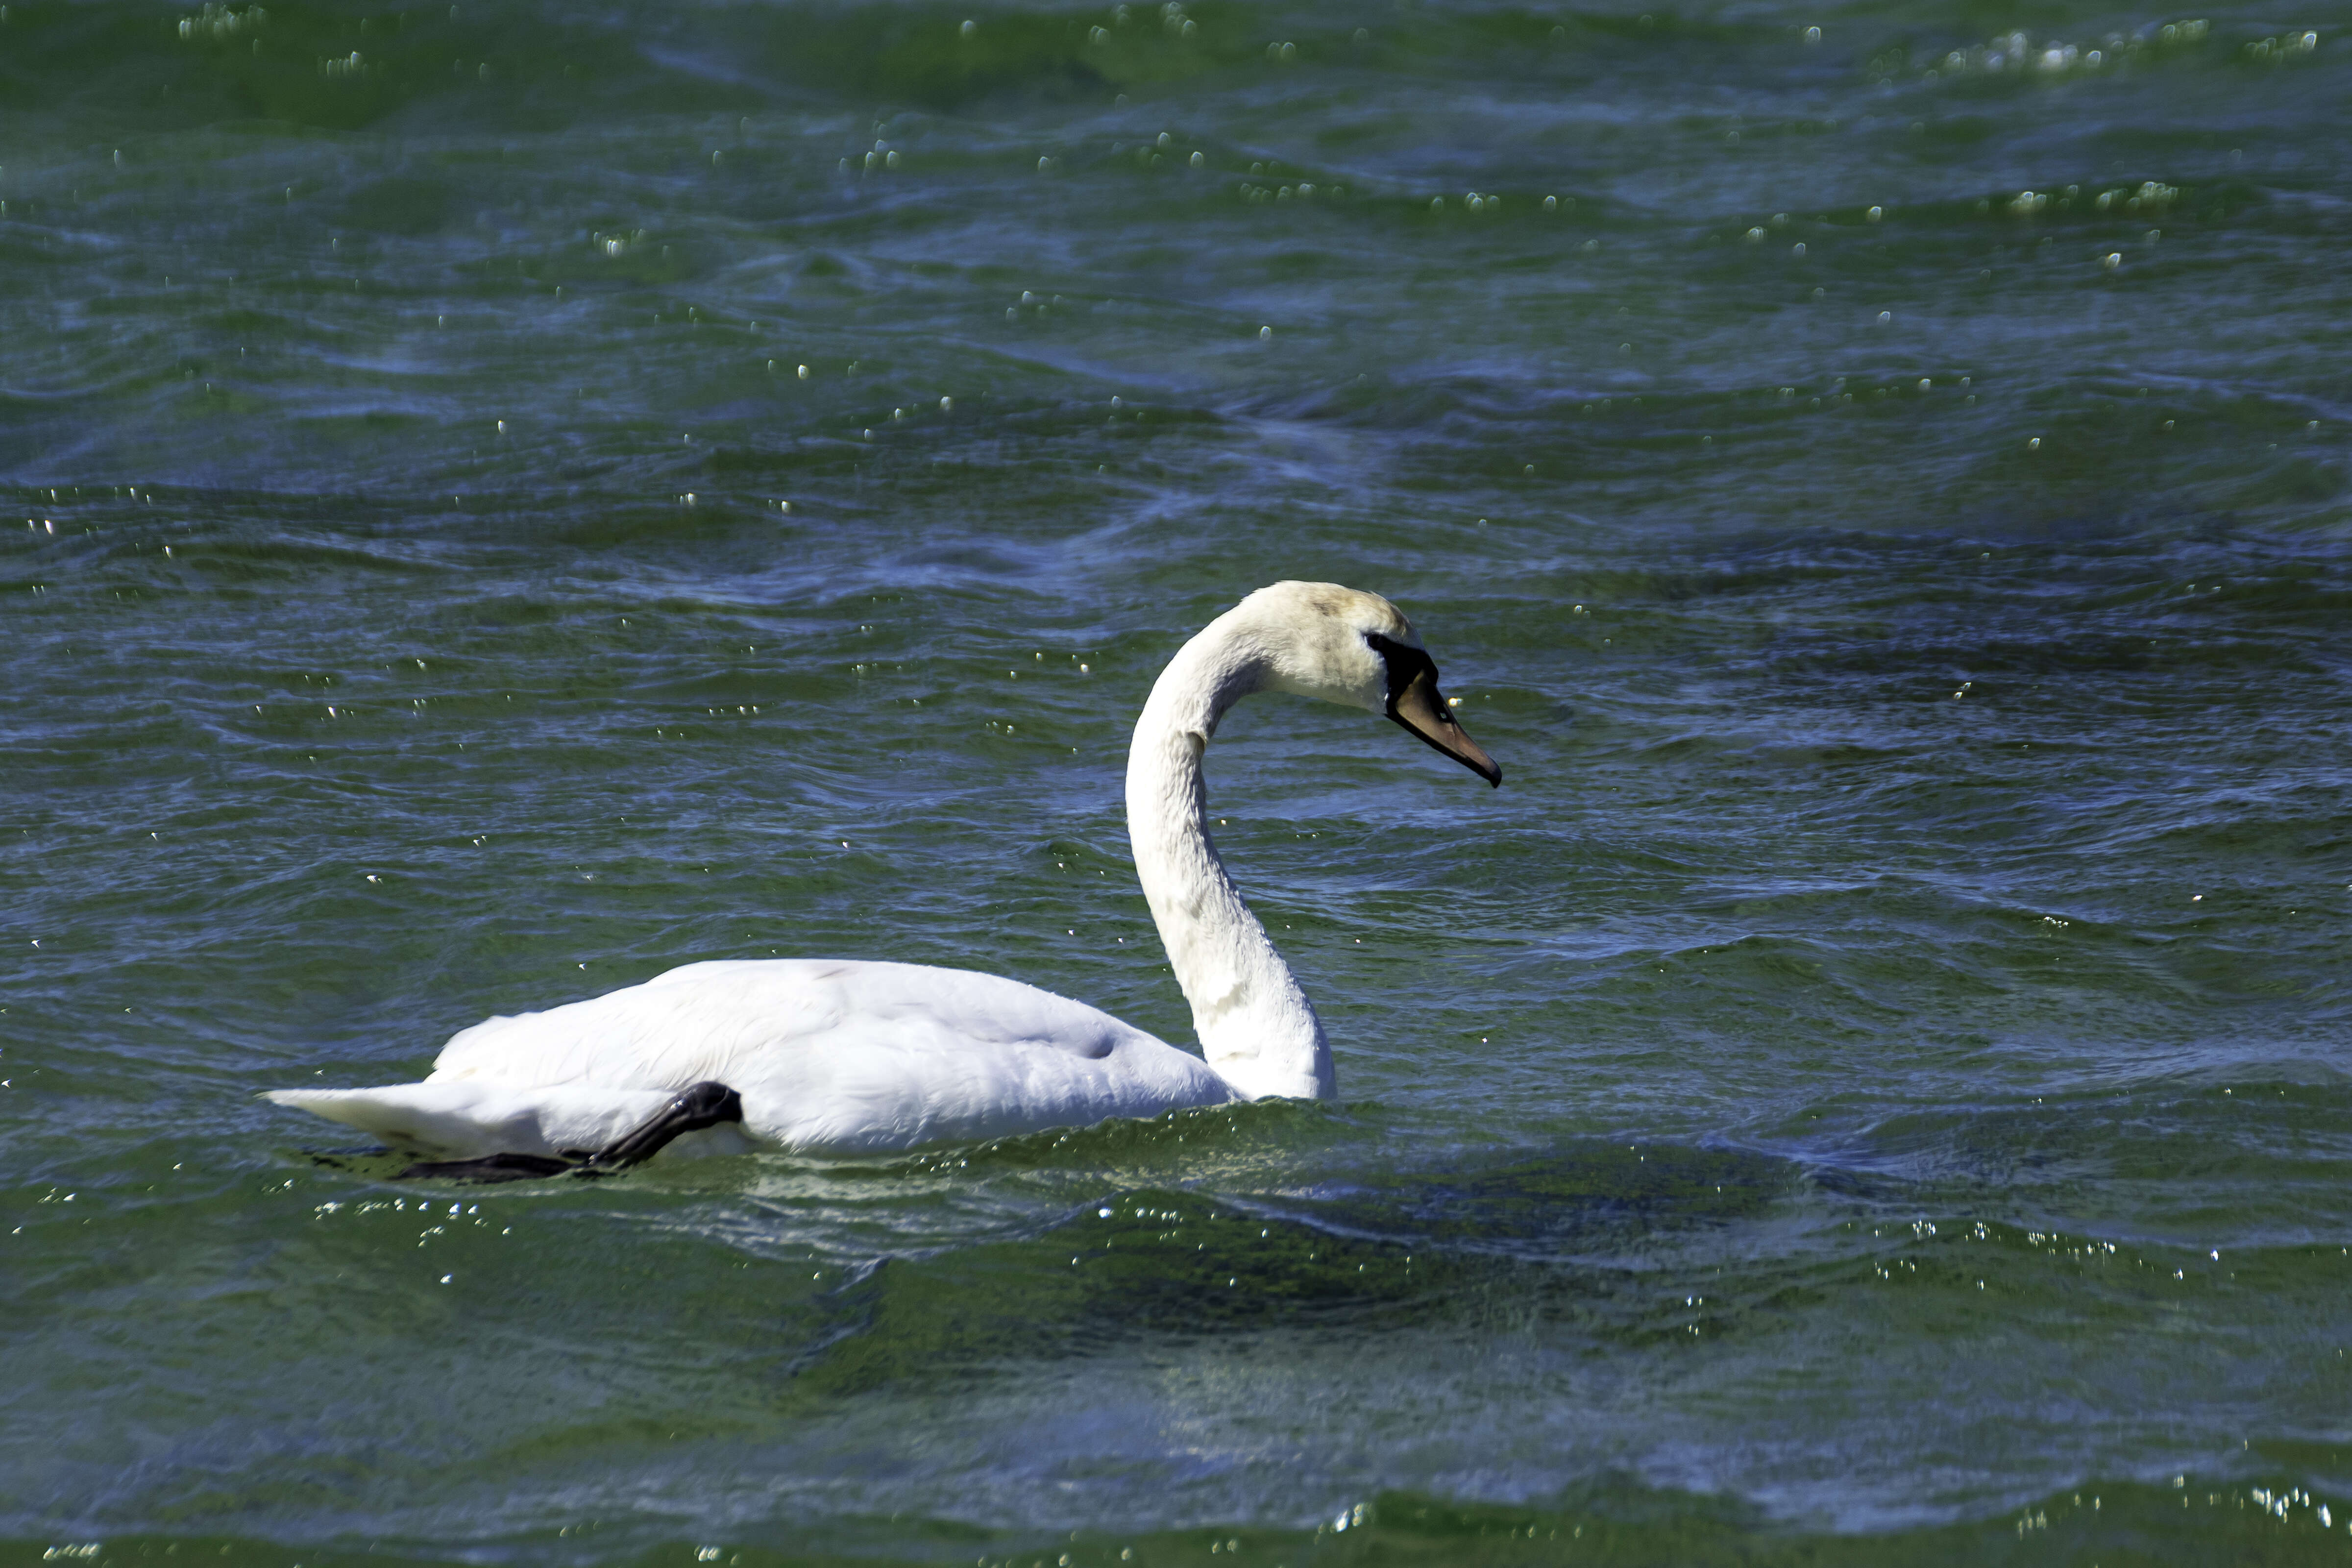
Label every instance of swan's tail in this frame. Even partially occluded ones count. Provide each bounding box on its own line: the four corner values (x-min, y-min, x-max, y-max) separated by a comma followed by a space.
264, 1081, 678, 1161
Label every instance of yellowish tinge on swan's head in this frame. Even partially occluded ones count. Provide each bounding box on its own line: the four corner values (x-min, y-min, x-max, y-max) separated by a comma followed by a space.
1229, 580, 1421, 712
1240, 580, 1419, 643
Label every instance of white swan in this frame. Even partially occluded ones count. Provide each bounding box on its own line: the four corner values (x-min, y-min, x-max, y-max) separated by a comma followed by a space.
266, 582, 1500, 1176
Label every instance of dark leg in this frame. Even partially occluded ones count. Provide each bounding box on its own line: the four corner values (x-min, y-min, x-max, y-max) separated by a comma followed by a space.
392, 1082, 745, 1183
579, 1080, 745, 1170
397, 1152, 577, 1183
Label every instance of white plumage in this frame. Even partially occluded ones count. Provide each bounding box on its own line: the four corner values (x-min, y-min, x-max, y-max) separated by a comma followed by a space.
271, 961, 1226, 1158
266, 582, 1498, 1165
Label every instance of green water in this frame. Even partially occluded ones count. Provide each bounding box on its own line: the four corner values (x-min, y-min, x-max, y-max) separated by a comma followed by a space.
5, 0, 2351, 1562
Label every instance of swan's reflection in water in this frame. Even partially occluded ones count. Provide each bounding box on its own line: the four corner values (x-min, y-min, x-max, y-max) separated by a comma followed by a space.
758, 1137, 1804, 1399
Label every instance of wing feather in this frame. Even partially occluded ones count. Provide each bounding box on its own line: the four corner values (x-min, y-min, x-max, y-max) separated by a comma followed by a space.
388, 958, 1231, 1155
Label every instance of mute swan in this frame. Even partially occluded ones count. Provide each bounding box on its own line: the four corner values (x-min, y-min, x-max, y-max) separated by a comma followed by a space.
267, 581, 1500, 1178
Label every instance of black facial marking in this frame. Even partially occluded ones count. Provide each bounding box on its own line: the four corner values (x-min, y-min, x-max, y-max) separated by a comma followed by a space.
1367, 633, 1442, 719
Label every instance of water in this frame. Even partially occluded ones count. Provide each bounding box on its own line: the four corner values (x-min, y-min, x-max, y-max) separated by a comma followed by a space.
5, 0, 2351, 1561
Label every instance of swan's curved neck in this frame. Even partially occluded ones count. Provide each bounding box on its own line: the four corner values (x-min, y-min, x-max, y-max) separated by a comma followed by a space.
1124, 616, 1335, 1102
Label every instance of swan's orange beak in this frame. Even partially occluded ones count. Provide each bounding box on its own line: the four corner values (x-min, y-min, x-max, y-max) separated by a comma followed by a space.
1388, 660, 1501, 787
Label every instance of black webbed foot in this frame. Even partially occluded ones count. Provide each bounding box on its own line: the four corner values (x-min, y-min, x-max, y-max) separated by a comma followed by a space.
390, 1082, 745, 1183
581, 1080, 744, 1169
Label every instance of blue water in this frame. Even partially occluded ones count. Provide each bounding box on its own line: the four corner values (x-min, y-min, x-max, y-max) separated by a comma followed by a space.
4, 0, 2351, 1562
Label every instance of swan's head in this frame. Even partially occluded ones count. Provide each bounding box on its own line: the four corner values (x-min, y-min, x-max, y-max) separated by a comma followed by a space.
1231, 580, 1501, 787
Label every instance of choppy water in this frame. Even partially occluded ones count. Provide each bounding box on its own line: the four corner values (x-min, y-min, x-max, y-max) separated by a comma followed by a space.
6, 0, 2352, 1562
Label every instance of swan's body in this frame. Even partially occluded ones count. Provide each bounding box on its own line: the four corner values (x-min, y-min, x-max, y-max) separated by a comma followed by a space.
267, 582, 1498, 1168
273, 960, 1230, 1159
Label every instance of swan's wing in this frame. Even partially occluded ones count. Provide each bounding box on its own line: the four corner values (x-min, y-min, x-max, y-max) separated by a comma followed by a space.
755, 979, 1231, 1151
426, 958, 1173, 1092
263, 1082, 677, 1160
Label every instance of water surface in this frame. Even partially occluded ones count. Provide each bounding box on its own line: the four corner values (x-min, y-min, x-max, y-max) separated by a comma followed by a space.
4, 0, 2351, 1561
